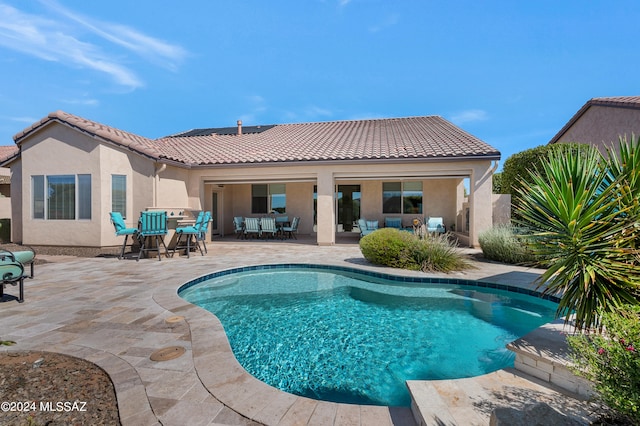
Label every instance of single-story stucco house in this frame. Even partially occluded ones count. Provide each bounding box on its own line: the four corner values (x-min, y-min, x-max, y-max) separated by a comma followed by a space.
0, 111, 500, 248
549, 96, 640, 154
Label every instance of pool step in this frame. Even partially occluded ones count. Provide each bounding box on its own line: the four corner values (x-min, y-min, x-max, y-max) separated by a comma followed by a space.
407, 368, 595, 425
408, 319, 597, 425
506, 319, 594, 398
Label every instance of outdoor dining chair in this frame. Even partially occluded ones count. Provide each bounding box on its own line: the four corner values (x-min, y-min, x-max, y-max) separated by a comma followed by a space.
233, 216, 244, 239
109, 212, 140, 259
260, 217, 278, 239
196, 212, 211, 253
281, 216, 300, 239
171, 211, 207, 258
137, 211, 169, 261
243, 217, 261, 239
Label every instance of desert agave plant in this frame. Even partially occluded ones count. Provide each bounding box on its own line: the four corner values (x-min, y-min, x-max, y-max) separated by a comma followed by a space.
515, 142, 640, 331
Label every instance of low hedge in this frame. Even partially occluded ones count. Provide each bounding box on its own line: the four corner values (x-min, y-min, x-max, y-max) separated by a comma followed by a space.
359, 228, 469, 273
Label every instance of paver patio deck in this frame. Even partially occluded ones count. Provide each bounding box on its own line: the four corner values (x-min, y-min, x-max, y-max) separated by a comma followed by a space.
1, 235, 597, 425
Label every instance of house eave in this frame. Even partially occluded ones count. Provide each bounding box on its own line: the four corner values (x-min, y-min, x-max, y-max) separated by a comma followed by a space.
188, 154, 501, 169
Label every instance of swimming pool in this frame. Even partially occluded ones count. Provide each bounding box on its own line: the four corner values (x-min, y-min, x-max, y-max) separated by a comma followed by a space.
178, 264, 558, 407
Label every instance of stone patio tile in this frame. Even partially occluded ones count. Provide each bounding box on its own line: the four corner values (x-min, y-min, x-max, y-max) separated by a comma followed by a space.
117, 384, 157, 425
158, 399, 225, 426
251, 391, 297, 426
334, 403, 360, 426
306, 401, 338, 426
143, 368, 200, 400
277, 397, 318, 426
360, 405, 394, 426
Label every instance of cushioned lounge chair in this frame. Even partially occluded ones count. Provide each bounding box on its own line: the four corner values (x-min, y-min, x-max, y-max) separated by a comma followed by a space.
384, 217, 402, 229
0, 248, 35, 303
426, 217, 446, 234
358, 218, 378, 237
109, 212, 140, 259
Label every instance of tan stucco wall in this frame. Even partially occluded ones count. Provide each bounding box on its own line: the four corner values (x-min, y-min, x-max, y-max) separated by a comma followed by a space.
16, 122, 156, 247
10, 161, 22, 242
557, 105, 640, 156
492, 194, 511, 225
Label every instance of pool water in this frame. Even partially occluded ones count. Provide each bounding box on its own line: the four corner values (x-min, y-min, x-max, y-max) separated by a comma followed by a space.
179, 266, 557, 407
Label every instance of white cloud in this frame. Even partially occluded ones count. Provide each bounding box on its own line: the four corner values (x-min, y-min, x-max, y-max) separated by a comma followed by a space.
369, 13, 400, 33
61, 96, 100, 106
449, 109, 489, 125
304, 105, 333, 118
7, 116, 40, 124
0, 2, 187, 89
40, 0, 187, 69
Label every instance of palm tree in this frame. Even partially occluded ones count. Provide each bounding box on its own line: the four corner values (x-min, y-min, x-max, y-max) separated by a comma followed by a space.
515, 143, 640, 331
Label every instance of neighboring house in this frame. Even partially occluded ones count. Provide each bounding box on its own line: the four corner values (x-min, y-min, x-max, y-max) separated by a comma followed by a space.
0, 111, 500, 248
549, 96, 640, 155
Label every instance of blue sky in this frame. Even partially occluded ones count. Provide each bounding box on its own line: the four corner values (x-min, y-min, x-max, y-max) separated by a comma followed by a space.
1, 1, 638, 169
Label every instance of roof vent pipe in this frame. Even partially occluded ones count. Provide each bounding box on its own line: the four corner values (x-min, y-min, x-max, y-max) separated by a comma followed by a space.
237, 120, 242, 136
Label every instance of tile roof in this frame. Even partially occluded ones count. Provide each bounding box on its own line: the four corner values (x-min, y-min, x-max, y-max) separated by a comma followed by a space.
12, 111, 500, 166
158, 116, 500, 165
0, 145, 18, 163
13, 110, 165, 160
549, 96, 640, 144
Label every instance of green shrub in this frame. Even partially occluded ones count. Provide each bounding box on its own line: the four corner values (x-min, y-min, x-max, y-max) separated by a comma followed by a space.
478, 225, 534, 264
567, 305, 640, 424
359, 228, 469, 273
359, 228, 417, 269
411, 233, 470, 273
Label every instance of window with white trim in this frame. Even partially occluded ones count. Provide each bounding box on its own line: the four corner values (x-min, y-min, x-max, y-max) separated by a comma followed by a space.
31, 174, 92, 220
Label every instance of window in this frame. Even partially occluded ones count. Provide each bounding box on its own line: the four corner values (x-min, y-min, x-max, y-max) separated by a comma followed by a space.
402, 181, 423, 214
112, 175, 127, 218
382, 181, 422, 214
382, 182, 401, 214
252, 184, 286, 214
32, 176, 45, 219
32, 174, 92, 220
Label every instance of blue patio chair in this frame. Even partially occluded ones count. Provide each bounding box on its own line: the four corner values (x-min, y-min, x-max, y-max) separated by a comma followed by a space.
233, 216, 244, 239
171, 211, 206, 258
109, 212, 140, 259
426, 217, 446, 235
0, 248, 35, 303
358, 218, 378, 237
260, 217, 278, 239
384, 217, 402, 229
138, 211, 169, 261
281, 216, 300, 239
244, 217, 261, 239
195, 211, 211, 253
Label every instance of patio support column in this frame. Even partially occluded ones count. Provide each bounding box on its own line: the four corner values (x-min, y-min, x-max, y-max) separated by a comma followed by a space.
316, 170, 335, 245
468, 162, 494, 247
